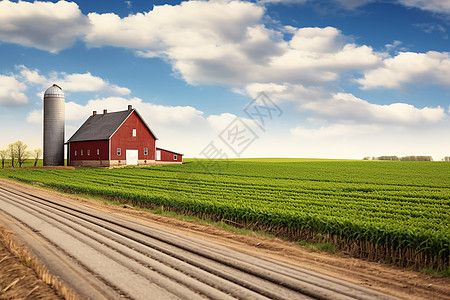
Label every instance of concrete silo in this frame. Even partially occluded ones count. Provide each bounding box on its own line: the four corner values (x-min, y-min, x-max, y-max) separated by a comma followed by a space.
43, 84, 65, 166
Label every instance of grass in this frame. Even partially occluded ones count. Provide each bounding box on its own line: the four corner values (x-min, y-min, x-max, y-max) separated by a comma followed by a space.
0, 159, 70, 168
420, 267, 450, 277
296, 241, 338, 254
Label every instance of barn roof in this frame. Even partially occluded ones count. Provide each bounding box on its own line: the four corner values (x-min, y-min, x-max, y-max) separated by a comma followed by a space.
67, 109, 158, 143
156, 147, 184, 156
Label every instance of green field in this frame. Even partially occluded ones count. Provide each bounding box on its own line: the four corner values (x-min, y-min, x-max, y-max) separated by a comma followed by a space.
1, 159, 449, 271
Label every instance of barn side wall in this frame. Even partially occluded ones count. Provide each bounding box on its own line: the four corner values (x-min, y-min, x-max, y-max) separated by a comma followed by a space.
68, 140, 109, 166
110, 112, 156, 162
156, 148, 183, 163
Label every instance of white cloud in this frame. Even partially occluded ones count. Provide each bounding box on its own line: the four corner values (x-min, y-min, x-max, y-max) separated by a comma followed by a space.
358, 51, 450, 89
398, 0, 450, 14
13, 66, 131, 96
57, 72, 131, 95
245, 82, 329, 104
17, 65, 48, 86
26, 109, 42, 124
291, 123, 380, 137
0, 75, 28, 107
289, 27, 346, 53
0, 0, 88, 53
245, 83, 446, 126
86, 1, 288, 86
302, 92, 446, 125
258, 0, 309, 4
84, 2, 383, 86
85, 1, 265, 49
265, 27, 381, 84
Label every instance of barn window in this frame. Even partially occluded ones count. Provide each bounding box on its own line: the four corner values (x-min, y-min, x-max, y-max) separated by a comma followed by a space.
87, 150, 90, 156
81, 150, 83, 156
132, 129, 136, 137
144, 148, 148, 155
97, 149, 100, 155
173, 155, 177, 160
74, 150, 77, 157
117, 148, 121, 156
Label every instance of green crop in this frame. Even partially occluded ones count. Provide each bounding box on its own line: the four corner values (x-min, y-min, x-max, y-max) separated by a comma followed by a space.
1, 159, 449, 270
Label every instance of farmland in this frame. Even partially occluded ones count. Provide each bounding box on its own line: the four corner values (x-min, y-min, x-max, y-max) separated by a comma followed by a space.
0, 159, 449, 272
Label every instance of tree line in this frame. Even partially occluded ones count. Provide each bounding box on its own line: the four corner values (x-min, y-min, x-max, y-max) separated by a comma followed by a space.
363, 156, 450, 161
0, 141, 42, 168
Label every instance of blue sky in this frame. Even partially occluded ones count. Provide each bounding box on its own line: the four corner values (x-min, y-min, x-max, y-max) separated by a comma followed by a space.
1, 0, 449, 159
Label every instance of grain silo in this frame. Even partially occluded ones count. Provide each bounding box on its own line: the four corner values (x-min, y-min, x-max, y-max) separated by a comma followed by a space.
43, 84, 65, 166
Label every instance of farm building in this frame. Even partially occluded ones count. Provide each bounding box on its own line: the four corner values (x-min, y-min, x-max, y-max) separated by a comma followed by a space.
66, 105, 183, 167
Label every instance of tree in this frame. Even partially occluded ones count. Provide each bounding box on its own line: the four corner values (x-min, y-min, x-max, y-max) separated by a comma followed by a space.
0, 150, 7, 169
13, 141, 29, 168
8, 143, 15, 167
32, 148, 43, 167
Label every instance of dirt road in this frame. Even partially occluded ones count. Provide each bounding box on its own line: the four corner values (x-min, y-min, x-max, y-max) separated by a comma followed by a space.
0, 178, 448, 299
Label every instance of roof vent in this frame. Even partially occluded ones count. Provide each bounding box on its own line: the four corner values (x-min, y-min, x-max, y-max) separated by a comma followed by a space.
103, 109, 107, 114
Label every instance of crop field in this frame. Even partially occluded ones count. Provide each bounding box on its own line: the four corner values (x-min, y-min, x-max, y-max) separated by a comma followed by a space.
0, 159, 449, 271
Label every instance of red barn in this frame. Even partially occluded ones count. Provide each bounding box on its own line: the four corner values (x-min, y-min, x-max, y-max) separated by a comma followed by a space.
67, 105, 183, 167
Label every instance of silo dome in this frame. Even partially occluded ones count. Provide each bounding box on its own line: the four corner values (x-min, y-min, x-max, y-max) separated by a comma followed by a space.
43, 84, 65, 166
44, 84, 65, 98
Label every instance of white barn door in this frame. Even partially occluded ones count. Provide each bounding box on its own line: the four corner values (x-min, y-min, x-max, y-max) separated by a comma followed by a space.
156, 150, 161, 161
126, 150, 138, 165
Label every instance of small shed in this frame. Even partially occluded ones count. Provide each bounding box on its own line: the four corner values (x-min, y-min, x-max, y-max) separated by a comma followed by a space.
66, 105, 183, 167
156, 147, 183, 164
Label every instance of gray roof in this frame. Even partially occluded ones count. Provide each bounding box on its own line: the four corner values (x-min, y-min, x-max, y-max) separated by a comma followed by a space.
67, 109, 158, 143
156, 147, 184, 156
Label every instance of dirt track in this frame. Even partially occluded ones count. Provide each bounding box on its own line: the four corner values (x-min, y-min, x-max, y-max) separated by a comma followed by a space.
0, 230, 60, 299
0, 178, 449, 299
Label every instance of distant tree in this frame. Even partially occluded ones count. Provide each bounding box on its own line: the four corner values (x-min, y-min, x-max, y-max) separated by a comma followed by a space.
400, 156, 433, 161
377, 156, 399, 161
0, 150, 8, 169
443, 156, 450, 162
8, 143, 15, 167
13, 141, 29, 168
363, 156, 371, 160
32, 148, 43, 166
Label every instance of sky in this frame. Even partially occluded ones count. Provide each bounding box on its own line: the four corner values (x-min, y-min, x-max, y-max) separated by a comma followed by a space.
0, 0, 449, 160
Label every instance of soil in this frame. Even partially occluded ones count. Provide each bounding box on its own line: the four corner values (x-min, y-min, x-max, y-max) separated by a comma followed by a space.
1, 178, 449, 300
0, 227, 60, 300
